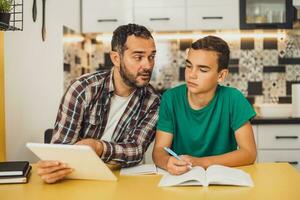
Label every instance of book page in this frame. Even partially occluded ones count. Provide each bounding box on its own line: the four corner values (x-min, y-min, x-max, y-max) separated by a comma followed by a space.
120, 164, 157, 175
206, 165, 254, 187
158, 166, 206, 187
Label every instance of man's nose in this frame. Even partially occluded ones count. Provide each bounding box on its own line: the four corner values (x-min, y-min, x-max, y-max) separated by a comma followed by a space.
142, 58, 154, 70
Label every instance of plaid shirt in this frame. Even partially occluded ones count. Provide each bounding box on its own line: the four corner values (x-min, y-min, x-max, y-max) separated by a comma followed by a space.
51, 69, 160, 167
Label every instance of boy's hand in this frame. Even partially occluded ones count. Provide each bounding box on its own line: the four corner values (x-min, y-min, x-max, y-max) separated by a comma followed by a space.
166, 156, 191, 175
181, 155, 210, 169
180, 155, 195, 166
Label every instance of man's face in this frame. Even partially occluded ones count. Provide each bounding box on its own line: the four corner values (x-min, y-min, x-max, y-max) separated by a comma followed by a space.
119, 35, 156, 88
185, 49, 225, 95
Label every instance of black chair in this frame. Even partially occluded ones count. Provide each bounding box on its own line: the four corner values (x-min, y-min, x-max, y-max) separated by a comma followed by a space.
44, 129, 53, 143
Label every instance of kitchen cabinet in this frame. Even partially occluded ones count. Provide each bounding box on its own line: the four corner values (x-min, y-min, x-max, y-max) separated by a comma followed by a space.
294, 0, 300, 8
133, 0, 186, 31
256, 124, 300, 170
82, 0, 241, 32
186, 0, 239, 30
82, 0, 133, 33
240, 0, 295, 29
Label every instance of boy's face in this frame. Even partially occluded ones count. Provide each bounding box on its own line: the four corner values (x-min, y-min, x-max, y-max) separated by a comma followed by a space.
185, 49, 227, 95
116, 35, 156, 88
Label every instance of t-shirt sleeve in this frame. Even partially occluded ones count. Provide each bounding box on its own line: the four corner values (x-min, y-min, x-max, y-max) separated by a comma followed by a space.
230, 89, 256, 132
157, 91, 174, 134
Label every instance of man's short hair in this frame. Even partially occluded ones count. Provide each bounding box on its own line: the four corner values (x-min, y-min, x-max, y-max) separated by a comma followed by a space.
191, 36, 230, 71
111, 23, 153, 54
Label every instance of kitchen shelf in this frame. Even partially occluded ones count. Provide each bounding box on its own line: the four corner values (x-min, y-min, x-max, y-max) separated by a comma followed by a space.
0, 0, 23, 31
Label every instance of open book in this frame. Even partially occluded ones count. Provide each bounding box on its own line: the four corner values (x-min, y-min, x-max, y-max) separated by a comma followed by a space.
120, 164, 168, 175
158, 165, 254, 187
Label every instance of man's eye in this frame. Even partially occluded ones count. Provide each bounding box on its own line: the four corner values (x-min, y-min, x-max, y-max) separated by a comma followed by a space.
185, 65, 192, 68
200, 69, 209, 73
149, 55, 155, 60
134, 56, 143, 61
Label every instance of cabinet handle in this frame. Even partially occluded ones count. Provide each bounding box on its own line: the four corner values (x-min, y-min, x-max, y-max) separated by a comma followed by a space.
149, 17, 170, 21
202, 16, 223, 20
275, 136, 298, 139
275, 161, 298, 165
97, 19, 118, 22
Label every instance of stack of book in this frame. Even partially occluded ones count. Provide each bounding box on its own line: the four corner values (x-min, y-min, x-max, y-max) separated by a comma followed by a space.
0, 161, 31, 184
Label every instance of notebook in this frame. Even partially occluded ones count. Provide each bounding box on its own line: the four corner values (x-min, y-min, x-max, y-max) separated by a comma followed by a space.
158, 165, 254, 187
0, 165, 31, 184
26, 143, 117, 181
0, 161, 29, 176
120, 164, 168, 175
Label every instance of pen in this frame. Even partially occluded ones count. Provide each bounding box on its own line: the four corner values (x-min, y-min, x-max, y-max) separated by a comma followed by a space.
163, 147, 192, 169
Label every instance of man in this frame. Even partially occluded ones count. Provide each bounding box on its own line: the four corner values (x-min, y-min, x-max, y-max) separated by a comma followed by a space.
153, 36, 257, 175
37, 24, 160, 183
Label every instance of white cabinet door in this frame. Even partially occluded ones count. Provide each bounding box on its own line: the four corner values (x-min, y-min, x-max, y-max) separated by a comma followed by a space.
252, 125, 258, 145
134, 7, 185, 31
82, 0, 133, 33
134, 0, 185, 31
134, 0, 185, 7
258, 150, 300, 170
186, 0, 239, 30
293, 0, 300, 8
257, 125, 300, 149
144, 141, 154, 164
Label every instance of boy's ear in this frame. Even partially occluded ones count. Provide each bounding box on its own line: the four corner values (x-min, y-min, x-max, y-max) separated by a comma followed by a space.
217, 69, 229, 83
110, 51, 121, 68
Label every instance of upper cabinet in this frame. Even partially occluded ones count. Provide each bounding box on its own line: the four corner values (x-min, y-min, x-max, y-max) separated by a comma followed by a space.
82, 0, 133, 33
294, 0, 300, 8
240, 0, 295, 29
82, 0, 294, 33
186, 0, 239, 30
133, 0, 186, 31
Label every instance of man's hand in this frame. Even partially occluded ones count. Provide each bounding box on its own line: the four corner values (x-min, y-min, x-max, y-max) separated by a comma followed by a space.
37, 160, 73, 184
166, 156, 191, 175
75, 138, 103, 156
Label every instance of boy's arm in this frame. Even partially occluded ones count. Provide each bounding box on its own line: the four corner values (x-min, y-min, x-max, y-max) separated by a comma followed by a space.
181, 122, 257, 169
153, 130, 191, 175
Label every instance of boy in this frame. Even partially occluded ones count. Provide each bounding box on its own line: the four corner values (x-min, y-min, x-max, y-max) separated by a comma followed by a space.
153, 36, 256, 175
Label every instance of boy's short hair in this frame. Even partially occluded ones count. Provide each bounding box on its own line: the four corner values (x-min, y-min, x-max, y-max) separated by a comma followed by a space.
111, 23, 153, 55
191, 36, 230, 71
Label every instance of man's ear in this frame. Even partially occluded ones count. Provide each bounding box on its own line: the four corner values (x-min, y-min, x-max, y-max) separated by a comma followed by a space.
110, 51, 121, 68
217, 69, 229, 83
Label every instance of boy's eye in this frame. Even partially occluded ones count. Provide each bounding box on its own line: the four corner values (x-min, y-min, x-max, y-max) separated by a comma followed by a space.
185, 65, 192, 68
200, 69, 209, 73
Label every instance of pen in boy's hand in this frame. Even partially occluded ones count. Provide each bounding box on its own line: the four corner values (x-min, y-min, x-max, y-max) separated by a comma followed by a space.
164, 147, 192, 169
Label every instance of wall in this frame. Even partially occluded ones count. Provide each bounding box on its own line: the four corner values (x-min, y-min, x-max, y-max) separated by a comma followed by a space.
64, 31, 300, 104
0, 32, 5, 161
4, 0, 80, 161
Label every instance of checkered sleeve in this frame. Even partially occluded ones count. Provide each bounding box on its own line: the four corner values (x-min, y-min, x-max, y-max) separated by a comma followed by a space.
51, 80, 86, 144
100, 98, 160, 167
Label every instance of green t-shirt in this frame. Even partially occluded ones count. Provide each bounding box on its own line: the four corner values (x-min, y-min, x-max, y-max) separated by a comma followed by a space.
157, 84, 256, 157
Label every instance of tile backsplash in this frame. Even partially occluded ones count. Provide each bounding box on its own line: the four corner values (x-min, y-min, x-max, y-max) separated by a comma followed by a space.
63, 30, 300, 104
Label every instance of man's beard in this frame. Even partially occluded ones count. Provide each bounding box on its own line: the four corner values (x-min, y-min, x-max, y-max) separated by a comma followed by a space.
119, 61, 152, 88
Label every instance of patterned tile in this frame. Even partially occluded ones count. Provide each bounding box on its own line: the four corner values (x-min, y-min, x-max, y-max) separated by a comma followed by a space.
63, 31, 299, 104
263, 73, 286, 103
262, 50, 278, 66
286, 65, 300, 81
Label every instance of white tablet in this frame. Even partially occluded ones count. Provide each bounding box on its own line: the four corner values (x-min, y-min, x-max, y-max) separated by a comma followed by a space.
26, 143, 117, 181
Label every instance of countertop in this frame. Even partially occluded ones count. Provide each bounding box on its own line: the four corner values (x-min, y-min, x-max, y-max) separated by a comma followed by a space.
251, 117, 300, 124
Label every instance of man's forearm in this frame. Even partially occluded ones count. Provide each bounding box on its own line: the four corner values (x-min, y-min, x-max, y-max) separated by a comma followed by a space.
193, 148, 257, 169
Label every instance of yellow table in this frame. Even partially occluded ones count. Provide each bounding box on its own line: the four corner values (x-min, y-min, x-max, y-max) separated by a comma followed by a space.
0, 163, 299, 200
